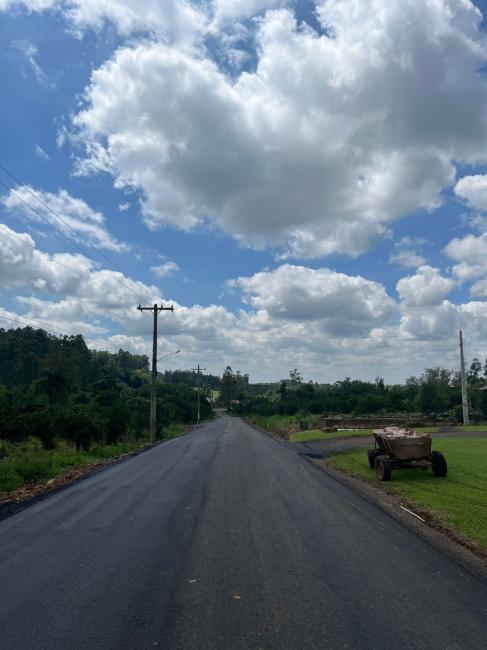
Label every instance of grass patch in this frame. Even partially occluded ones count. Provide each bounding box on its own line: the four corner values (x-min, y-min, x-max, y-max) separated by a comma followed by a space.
326, 437, 487, 550
247, 415, 314, 439
290, 429, 374, 443
289, 426, 440, 443
456, 424, 487, 432
161, 424, 187, 439
0, 439, 143, 497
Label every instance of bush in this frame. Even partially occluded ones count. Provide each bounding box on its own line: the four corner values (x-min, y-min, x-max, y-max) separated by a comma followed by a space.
13, 456, 54, 483
0, 439, 14, 459
0, 465, 23, 492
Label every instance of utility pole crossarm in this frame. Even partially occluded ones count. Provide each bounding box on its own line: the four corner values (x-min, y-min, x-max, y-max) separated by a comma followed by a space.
137, 303, 175, 443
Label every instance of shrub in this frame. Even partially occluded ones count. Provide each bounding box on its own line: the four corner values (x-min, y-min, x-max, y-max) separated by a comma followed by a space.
0, 439, 14, 459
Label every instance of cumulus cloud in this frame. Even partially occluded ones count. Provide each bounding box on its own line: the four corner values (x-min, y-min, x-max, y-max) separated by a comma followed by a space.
229, 264, 396, 335
67, 0, 487, 258
2, 186, 127, 252
0, 222, 153, 304
389, 250, 426, 268
389, 236, 428, 268
454, 174, 487, 212
444, 234, 487, 279
211, 0, 281, 23
3, 222, 487, 381
396, 265, 456, 307
1, 0, 208, 43
151, 261, 180, 278
470, 279, 487, 297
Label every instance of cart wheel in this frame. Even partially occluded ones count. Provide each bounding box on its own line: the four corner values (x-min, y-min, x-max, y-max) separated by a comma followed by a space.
374, 455, 392, 481
367, 449, 380, 469
431, 451, 447, 477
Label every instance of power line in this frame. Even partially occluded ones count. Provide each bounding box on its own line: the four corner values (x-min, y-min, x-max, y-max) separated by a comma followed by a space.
0, 223, 113, 296
0, 312, 73, 338
0, 312, 130, 355
0, 163, 128, 272
166, 332, 485, 342
0, 171, 143, 301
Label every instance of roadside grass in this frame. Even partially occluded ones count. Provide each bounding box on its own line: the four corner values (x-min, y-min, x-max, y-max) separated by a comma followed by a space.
247, 414, 313, 439
161, 424, 187, 439
0, 439, 144, 497
0, 422, 193, 498
326, 437, 487, 551
290, 429, 375, 443
290, 426, 440, 443
456, 424, 487, 432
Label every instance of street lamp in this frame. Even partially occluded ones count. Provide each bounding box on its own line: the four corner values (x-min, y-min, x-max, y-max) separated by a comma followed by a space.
157, 349, 180, 363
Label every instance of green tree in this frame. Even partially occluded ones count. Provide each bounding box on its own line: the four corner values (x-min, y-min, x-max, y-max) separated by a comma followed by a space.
220, 366, 237, 407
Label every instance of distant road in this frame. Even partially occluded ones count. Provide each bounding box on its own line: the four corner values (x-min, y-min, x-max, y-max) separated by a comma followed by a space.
1, 415, 486, 649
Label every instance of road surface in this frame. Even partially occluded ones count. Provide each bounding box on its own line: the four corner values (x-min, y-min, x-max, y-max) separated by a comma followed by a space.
1, 415, 486, 649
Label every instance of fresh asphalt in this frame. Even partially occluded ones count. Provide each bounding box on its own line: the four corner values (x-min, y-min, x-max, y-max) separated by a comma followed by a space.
1, 415, 486, 649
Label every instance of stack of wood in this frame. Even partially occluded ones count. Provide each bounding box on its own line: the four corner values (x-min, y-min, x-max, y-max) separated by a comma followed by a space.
373, 426, 428, 439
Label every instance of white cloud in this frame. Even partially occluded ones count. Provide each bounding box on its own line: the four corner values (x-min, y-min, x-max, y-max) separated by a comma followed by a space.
211, 0, 281, 23
34, 144, 50, 161
3, 222, 487, 382
2, 186, 127, 252
2, 0, 208, 43
0, 1, 54, 10
151, 261, 180, 278
396, 266, 455, 307
389, 249, 426, 268
68, 0, 487, 258
444, 234, 487, 279
118, 202, 130, 211
0, 223, 151, 304
454, 174, 487, 212
399, 298, 457, 333
229, 264, 396, 335
470, 279, 487, 297
11, 40, 53, 88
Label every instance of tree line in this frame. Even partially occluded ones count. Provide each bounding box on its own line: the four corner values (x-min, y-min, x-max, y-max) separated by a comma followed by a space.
222, 364, 487, 422
0, 327, 212, 450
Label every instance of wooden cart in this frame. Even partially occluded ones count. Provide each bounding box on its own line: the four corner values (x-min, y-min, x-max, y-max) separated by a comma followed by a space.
367, 428, 448, 481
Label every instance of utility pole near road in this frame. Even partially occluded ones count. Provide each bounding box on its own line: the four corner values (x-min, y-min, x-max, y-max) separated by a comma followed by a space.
459, 329, 470, 425
137, 303, 174, 443
191, 363, 206, 425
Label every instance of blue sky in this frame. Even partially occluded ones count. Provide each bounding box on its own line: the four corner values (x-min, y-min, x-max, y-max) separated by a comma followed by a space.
2, 0, 487, 382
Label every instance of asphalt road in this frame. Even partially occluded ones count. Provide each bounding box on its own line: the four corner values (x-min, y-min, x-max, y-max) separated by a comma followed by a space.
1, 415, 486, 649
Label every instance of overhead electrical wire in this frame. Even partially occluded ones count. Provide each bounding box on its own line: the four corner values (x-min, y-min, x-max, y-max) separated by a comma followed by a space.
165, 332, 487, 342
0, 223, 114, 296
3, 164, 487, 356
0, 168, 144, 301
0, 312, 129, 355
0, 163, 131, 273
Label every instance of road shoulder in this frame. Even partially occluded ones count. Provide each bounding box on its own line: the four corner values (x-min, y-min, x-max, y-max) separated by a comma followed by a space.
308, 457, 487, 581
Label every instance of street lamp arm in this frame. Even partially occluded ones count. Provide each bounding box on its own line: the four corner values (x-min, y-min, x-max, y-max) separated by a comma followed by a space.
157, 349, 180, 362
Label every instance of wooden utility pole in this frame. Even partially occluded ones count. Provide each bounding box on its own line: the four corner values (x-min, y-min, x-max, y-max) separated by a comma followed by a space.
137, 304, 174, 442
191, 363, 206, 424
459, 329, 470, 425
